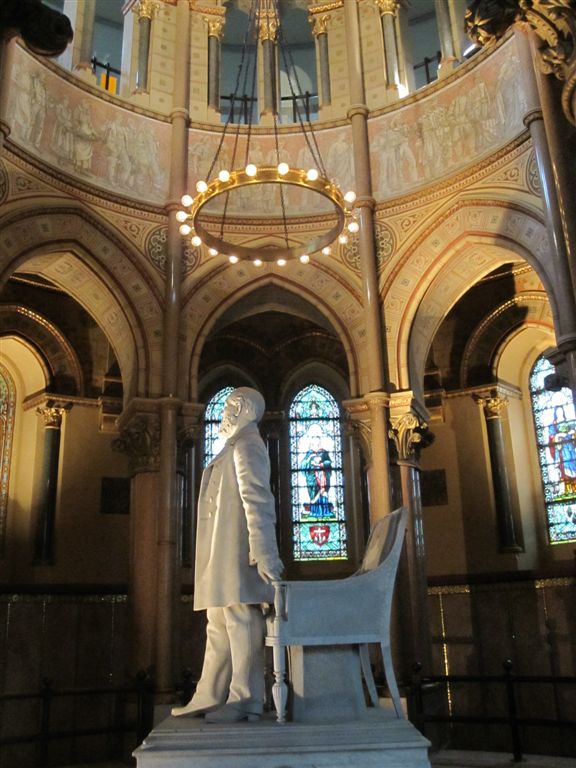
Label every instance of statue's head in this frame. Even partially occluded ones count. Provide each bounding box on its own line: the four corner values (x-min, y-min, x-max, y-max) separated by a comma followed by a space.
219, 387, 265, 439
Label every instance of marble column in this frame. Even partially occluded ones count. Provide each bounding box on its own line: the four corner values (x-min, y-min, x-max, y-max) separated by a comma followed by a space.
388, 405, 433, 677
434, 0, 458, 77
75, 0, 97, 70
344, 0, 391, 523
33, 403, 70, 564
310, 14, 331, 107
114, 403, 162, 676
206, 15, 225, 112
133, 0, 160, 93
375, 0, 400, 95
258, 6, 278, 117
474, 393, 523, 553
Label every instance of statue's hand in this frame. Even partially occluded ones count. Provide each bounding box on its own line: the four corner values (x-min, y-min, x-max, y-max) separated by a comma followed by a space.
257, 555, 284, 584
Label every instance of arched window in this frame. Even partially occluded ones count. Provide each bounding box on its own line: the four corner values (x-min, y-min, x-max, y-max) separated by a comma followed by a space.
0, 364, 16, 555
203, 386, 234, 466
288, 384, 347, 561
529, 356, 576, 544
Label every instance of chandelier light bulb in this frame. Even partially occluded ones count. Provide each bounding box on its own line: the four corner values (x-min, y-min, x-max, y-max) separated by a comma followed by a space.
306, 168, 319, 181
347, 221, 360, 233
253, 258, 263, 267
229, 254, 239, 264
179, 223, 192, 236
181, 194, 193, 207
277, 162, 289, 176
277, 258, 287, 267
191, 235, 202, 247
338, 233, 348, 244
299, 254, 310, 264
246, 164, 257, 177
344, 190, 357, 204
218, 170, 230, 183
322, 246, 331, 256
176, 210, 188, 223
208, 248, 219, 257
196, 180, 208, 193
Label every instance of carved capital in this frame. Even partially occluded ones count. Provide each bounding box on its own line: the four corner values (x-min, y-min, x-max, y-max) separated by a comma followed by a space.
310, 13, 329, 36
375, 0, 399, 17
133, 0, 162, 20
388, 412, 430, 462
258, 12, 278, 41
464, 0, 576, 126
205, 15, 225, 38
36, 404, 69, 429
474, 393, 509, 419
113, 415, 161, 474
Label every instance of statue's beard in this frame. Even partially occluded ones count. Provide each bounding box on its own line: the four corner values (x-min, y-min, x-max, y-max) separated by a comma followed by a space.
219, 415, 236, 438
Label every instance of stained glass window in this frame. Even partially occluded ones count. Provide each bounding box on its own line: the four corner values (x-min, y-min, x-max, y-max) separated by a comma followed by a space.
0, 364, 16, 555
289, 385, 347, 561
203, 386, 234, 466
530, 356, 576, 544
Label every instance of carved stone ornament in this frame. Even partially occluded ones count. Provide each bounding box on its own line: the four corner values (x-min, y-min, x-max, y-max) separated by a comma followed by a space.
388, 412, 430, 461
133, 0, 162, 20
474, 393, 509, 419
375, 0, 400, 17
464, 0, 576, 126
113, 417, 161, 474
206, 16, 225, 38
36, 404, 68, 429
310, 14, 329, 36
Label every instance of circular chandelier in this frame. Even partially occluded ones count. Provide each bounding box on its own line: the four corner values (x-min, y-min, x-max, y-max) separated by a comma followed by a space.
176, 0, 357, 266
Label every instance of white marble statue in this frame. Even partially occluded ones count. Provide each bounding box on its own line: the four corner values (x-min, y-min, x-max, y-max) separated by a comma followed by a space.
172, 387, 284, 723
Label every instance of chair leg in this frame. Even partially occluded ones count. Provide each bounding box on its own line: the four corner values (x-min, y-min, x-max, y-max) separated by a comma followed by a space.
271, 644, 288, 723
359, 644, 379, 707
381, 642, 403, 718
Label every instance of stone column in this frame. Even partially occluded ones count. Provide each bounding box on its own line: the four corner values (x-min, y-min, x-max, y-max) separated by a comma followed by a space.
0, 37, 15, 152
133, 0, 160, 93
206, 14, 225, 112
114, 403, 162, 676
258, 4, 278, 117
388, 401, 433, 677
375, 0, 400, 95
474, 393, 523, 553
344, 0, 391, 523
310, 13, 331, 107
75, 0, 97, 71
434, 0, 458, 77
33, 402, 70, 564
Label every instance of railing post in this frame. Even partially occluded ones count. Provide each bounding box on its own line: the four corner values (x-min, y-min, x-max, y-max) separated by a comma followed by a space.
39, 677, 52, 767
503, 659, 523, 762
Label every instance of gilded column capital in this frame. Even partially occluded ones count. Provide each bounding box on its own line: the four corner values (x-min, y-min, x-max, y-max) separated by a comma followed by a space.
388, 411, 430, 462
132, 0, 162, 20
474, 393, 509, 419
113, 415, 161, 474
258, 11, 278, 42
310, 14, 330, 36
465, 0, 576, 126
205, 15, 225, 38
36, 403, 70, 429
375, 0, 399, 17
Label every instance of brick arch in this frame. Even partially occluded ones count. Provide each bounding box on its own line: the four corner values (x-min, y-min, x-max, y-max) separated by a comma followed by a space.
0, 207, 164, 400
183, 268, 364, 402
384, 201, 570, 403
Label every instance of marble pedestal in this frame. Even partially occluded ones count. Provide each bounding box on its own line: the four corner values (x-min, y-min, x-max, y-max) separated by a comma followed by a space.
134, 707, 431, 768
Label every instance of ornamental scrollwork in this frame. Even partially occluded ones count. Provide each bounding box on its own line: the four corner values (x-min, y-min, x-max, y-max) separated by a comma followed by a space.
113, 417, 161, 474
464, 0, 576, 126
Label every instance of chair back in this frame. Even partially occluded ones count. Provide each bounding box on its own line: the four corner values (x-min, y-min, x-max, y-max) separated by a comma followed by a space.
356, 506, 408, 575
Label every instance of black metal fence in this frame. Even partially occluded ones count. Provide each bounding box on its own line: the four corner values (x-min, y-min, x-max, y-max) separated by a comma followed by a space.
0, 672, 154, 768
409, 660, 576, 761
90, 57, 121, 94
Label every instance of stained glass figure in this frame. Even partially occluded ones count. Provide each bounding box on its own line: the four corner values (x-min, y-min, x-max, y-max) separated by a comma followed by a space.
289, 384, 347, 561
530, 356, 576, 544
203, 386, 234, 467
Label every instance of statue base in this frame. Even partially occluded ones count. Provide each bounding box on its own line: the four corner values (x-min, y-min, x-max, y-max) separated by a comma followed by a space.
134, 707, 431, 768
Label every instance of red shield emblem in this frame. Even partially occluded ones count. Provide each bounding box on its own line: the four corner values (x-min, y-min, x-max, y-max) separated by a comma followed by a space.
310, 524, 330, 546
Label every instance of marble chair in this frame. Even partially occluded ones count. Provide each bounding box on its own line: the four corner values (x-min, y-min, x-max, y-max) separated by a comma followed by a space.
265, 506, 408, 723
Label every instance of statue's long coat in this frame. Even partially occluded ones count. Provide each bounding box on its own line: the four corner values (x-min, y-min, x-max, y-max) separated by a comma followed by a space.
194, 422, 277, 610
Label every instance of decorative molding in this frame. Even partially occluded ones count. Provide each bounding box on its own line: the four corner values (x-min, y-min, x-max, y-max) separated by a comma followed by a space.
309, 2, 343, 14
464, 0, 576, 126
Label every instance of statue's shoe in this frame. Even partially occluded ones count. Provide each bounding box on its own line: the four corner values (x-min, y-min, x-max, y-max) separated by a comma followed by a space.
204, 704, 261, 723
171, 702, 220, 717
